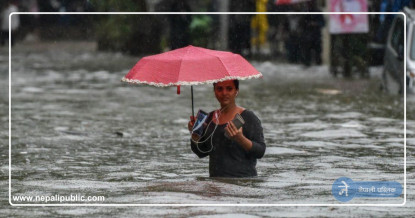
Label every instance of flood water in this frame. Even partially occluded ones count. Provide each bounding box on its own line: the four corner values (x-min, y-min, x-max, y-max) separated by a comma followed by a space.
1, 41, 414, 216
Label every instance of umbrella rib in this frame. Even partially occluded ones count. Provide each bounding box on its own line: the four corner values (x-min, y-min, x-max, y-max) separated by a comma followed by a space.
202, 52, 232, 77
216, 56, 232, 77
176, 48, 189, 83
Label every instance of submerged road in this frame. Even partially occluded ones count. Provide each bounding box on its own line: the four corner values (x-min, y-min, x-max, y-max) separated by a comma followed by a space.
0, 41, 414, 216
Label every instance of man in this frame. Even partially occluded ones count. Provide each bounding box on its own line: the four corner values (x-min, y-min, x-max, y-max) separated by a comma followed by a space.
1, 1, 19, 47
299, 1, 325, 66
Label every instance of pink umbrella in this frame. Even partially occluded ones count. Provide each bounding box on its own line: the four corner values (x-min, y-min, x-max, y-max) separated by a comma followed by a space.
122, 45, 262, 116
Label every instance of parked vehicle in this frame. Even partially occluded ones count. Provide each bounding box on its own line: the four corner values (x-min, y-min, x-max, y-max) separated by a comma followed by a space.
382, 7, 415, 94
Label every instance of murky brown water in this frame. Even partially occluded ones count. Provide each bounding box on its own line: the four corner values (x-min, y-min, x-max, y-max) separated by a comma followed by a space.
0, 41, 414, 216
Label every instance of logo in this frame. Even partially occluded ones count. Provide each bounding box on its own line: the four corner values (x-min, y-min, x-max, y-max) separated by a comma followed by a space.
332, 177, 403, 202
332, 177, 356, 202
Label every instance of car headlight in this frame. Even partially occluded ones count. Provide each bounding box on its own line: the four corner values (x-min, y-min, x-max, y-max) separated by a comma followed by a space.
407, 71, 415, 88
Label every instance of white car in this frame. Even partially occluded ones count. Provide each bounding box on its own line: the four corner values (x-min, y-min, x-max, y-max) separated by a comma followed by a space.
383, 7, 415, 94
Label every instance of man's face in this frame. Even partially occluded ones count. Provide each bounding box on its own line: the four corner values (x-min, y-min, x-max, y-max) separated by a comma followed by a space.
214, 80, 237, 107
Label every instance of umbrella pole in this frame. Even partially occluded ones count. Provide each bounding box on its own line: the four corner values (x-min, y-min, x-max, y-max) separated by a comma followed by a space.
191, 86, 194, 117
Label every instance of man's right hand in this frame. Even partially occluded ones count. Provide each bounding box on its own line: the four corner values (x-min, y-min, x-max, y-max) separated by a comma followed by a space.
188, 116, 195, 132
188, 116, 201, 141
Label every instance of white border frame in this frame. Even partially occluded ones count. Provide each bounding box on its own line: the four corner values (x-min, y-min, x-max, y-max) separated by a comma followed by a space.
9, 12, 406, 207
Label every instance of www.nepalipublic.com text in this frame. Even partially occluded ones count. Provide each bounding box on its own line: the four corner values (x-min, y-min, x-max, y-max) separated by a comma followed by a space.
12, 194, 105, 203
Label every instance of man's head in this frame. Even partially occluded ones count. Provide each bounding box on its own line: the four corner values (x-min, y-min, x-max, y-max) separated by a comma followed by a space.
213, 80, 239, 107
213, 79, 239, 90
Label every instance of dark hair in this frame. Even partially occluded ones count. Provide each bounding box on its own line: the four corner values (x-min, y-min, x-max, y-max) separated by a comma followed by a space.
213, 79, 239, 89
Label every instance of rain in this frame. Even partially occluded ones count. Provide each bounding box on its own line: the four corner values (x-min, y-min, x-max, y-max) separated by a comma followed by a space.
1, 0, 414, 217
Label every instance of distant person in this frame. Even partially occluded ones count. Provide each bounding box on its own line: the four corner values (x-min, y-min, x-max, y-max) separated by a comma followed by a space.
283, 14, 302, 63
375, 0, 412, 43
187, 80, 266, 177
1, 1, 19, 47
299, 2, 325, 66
169, 0, 191, 49
228, 0, 255, 57
266, 3, 290, 57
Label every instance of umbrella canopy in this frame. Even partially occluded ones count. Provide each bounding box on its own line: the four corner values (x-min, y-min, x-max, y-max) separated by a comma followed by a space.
122, 45, 262, 86
122, 45, 262, 116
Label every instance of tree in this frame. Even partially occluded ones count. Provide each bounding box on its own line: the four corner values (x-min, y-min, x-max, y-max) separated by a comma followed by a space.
91, 0, 162, 55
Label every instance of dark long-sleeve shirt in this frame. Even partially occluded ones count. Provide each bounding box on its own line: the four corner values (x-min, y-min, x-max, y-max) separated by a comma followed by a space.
190, 110, 266, 177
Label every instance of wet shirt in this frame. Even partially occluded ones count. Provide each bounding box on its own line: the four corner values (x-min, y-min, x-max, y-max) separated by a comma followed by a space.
190, 110, 266, 177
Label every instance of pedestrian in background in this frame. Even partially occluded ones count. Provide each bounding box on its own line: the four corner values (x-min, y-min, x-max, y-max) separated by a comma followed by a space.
169, 0, 191, 49
299, 1, 325, 66
1, 0, 19, 47
283, 14, 302, 63
228, 0, 255, 57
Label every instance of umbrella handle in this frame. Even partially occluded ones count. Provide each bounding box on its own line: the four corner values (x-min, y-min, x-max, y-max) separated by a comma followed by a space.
191, 86, 194, 117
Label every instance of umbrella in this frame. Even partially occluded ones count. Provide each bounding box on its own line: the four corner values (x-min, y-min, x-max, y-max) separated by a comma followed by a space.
122, 45, 262, 116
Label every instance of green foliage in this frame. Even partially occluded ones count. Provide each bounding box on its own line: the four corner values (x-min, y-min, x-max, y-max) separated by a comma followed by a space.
190, 15, 212, 47
90, 0, 161, 55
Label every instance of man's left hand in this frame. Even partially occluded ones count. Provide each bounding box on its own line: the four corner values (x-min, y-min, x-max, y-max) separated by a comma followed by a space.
225, 121, 243, 141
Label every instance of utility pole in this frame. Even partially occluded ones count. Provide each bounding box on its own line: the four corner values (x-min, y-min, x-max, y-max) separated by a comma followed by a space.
218, 0, 229, 50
